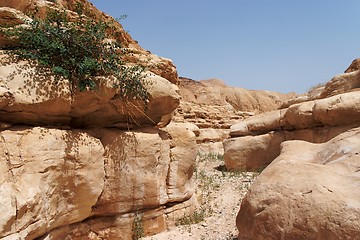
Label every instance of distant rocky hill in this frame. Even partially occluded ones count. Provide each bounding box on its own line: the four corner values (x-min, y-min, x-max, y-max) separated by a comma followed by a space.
173, 77, 296, 154
178, 77, 296, 113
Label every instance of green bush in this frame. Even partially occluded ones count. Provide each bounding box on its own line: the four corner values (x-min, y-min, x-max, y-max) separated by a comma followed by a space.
5, 6, 149, 104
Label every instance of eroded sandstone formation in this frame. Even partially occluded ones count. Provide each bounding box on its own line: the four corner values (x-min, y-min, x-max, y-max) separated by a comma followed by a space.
237, 127, 360, 239
224, 89, 360, 170
0, 1, 196, 239
174, 77, 295, 154
229, 60, 360, 239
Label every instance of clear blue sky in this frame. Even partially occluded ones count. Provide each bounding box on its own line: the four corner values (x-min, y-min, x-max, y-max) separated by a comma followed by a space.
90, 0, 360, 93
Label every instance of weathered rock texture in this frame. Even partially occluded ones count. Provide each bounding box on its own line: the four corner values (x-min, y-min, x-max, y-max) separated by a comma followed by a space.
224, 91, 360, 170
0, 0, 197, 239
36, 124, 197, 240
0, 127, 105, 240
237, 127, 360, 240
174, 77, 295, 154
320, 69, 360, 98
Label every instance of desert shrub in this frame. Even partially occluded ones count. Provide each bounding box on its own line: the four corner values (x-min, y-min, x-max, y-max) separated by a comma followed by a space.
5, 6, 149, 104
176, 207, 209, 226
197, 152, 224, 163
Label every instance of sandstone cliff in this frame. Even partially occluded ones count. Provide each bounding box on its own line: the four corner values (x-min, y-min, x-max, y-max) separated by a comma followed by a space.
0, 1, 197, 239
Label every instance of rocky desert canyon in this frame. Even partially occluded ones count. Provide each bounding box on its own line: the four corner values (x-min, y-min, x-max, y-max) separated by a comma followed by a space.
0, 1, 359, 240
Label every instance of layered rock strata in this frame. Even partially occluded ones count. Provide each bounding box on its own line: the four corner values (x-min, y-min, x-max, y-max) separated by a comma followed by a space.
0, 1, 197, 239
224, 91, 360, 170
174, 77, 295, 154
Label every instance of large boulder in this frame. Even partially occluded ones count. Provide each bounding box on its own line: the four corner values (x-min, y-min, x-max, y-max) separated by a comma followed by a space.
224, 131, 286, 170
229, 110, 287, 137
236, 127, 360, 240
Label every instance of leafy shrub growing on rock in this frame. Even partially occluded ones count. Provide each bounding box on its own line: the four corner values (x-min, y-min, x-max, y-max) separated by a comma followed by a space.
5, 6, 149, 104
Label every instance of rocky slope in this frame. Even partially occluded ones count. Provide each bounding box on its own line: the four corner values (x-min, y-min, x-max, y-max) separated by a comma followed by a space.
226, 60, 360, 239
0, 1, 196, 239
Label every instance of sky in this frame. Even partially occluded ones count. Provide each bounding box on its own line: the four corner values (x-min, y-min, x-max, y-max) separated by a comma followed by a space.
89, 0, 360, 93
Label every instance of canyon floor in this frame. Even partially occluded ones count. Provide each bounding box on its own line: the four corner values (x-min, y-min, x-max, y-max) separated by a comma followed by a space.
142, 153, 260, 240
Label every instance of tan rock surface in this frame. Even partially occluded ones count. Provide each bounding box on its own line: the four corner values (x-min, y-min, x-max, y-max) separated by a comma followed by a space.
94, 128, 171, 216
230, 109, 287, 137
231, 91, 360, 138
37, 124, 197, 240
94, 124, 196, 216
0, 52, 180, 128
163, 123, 197, 202
224, 131, 286, 171
345, 58, 360, 73
320, 70, 360, 98
0, 124, 197, 240
226, 91, 360, 170
0, 1, 198, 239
0, 53, 72, 125
313, 91, 360, 126
225, 125, 356, 171
0, 7, 31, 46
237, 127, 360, 240
0, 127, 104, 240
284, 100, 319, 129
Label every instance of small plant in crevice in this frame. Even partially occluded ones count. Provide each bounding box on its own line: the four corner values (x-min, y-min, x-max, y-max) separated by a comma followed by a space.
176, 206, 210, 226
197, 152, 224, 163
132, 211, 144, 240
4, 5, 149, 106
